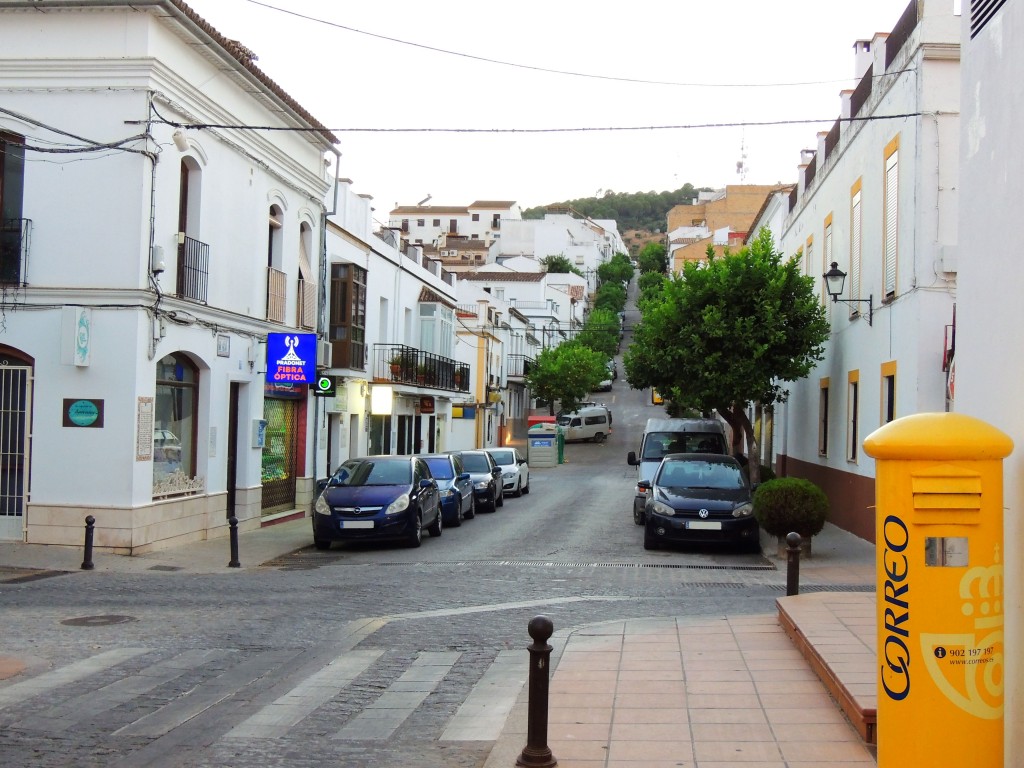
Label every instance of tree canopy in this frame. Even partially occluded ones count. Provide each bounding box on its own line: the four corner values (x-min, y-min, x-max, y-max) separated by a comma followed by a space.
526, 341, 608, 415
540, 254, 583, 276
522, 184, 712, 233
623, 229, 830, 479
636, 241, 668, 274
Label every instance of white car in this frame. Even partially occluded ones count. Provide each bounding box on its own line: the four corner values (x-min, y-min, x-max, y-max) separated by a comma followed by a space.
485, 447, 530, 497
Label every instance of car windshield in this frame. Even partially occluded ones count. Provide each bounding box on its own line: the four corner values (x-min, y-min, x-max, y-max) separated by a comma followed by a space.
423, 458, 454, 480
555, 415, 572, 426
488, 450, 515, 465
657, 460, 744, 490
642, 432, 724, 460
329, 460, 411, 487
460, 453, 491, 472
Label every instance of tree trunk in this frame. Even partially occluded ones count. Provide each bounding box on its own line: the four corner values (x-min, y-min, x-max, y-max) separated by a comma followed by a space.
717, 403, 760, 484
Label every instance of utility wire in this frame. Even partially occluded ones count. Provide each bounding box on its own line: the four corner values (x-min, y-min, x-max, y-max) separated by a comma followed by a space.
243, 0, 906, 89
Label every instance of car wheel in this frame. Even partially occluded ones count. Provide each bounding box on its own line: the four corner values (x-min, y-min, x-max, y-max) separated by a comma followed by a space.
465, 495, 476, 519
522, 477, 530, 495
513, 479, 522, 498
313, 538, 331, 551
593, 432, 606, 443
449, 501, 463, 528
633, 507, 645, 526
643, 526, 659, 550
496, 487, 504, 508
406, 513, 423, 548
427, 507, 443, 537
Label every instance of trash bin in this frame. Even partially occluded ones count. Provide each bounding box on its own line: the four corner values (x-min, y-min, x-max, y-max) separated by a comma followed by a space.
528, 423, 558, 469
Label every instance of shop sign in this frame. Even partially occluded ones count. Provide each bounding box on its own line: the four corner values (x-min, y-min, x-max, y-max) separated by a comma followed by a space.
265, 333, 316, 385
63, 398, 104, 428
419, 396, 435, 414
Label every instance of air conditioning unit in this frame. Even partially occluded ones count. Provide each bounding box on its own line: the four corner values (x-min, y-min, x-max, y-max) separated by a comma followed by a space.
317, 340, 332, 368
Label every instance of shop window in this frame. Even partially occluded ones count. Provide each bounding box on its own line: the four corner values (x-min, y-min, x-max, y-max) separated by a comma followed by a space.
153, 353, 199, 495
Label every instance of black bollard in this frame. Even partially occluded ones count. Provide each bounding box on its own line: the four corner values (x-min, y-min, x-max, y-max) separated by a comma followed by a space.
228, 516, 240, 568
517, 615, 557, 768
786, 531, 803, 596
81, 515, 95, 571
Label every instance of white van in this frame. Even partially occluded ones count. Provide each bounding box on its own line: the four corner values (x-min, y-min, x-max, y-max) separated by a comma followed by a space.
556, 406, 612, 443
626, 417, 728, 522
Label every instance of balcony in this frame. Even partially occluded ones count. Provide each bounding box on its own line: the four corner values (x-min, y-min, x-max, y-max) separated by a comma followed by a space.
0, 218, 30, 286
507, 354, 535, 380
176, 235, 209, 303
374, 344, 470, 393
267, 266, 286, 323
297, 277, 316, 330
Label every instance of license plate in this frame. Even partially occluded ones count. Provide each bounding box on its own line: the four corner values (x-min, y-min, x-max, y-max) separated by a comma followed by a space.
686, 520, 722, 530
341, 520, 374, 529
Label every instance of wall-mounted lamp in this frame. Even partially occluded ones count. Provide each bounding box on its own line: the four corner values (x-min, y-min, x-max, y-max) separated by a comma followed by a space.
172, 129, 190, 152
823, 262, 873, 326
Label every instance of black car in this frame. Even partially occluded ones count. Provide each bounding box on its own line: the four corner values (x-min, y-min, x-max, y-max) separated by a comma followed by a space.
312, 455, 442, 549
640, 454, 759, 552
447, 449, 504, 512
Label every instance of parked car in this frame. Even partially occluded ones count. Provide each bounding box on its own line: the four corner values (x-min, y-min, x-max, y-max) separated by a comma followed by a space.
639, 453, 759, 553
627, 417, 728, 522
448, 449, 504, 512
418, 453, 474, 526
556, 405, 612, 442
485, 447, 530, 497
593, 377, 613, 392
311, 456, 442, 549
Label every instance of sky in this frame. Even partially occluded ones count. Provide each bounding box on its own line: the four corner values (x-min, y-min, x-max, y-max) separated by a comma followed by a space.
183, 0, 908, 222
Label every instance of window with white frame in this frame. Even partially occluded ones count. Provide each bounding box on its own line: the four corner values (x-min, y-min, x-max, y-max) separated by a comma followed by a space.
881, 361, 896, 424
823, 214, 833, 314
818, 378, 830, 456
850, 180, 863, 317
883, 137, 899, 299
847, 370, 860, 462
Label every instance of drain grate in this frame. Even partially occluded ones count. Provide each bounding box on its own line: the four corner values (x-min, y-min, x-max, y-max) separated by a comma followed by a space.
372, 560, 777, 572
61, 615, 138, 627
767, 583, 875, 593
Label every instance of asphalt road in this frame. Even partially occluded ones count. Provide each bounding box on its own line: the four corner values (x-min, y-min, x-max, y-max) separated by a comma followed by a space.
0, 294, 792, 768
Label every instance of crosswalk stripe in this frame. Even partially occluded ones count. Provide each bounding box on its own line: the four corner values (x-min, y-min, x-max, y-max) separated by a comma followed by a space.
224, 649, 383, 739
439, 650, 526, 741
113, 649, 298, 738
0, 648, 150, 711
334, 651, 461, 741
15, 649, 234, 732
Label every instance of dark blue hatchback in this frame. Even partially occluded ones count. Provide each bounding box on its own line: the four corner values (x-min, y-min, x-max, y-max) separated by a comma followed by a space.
312, 456, 441, 549
418, 453, 474, 526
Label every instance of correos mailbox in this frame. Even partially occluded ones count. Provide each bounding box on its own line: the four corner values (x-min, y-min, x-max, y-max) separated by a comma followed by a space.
863, 413, 1013, 768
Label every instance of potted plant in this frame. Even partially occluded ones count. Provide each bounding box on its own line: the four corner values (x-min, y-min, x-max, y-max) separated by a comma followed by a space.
415, 362, 429, 384
752, 477, 829, 557
454, 365, 469, 388
388, 354, 404, 377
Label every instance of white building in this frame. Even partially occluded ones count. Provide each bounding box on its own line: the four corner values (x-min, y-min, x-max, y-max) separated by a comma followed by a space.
389, 200, 522, 248
954, 0, 1024, 759
321, 182, 467, 467
773, 0, 960, 541
0, 0, 337, 550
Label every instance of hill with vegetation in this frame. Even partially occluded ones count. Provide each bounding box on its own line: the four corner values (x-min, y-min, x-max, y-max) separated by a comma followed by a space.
522, 183, 714, 254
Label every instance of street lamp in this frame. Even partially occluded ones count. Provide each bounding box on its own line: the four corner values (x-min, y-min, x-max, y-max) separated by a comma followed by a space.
823, 262, 873, 326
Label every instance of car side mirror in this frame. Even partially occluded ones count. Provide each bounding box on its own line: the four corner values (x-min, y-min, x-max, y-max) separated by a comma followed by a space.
458, 472, 470, 481
316, 478, 330, 494
627, 451, 638, 466
419, 478, 433, 489
637, 480, 652, 491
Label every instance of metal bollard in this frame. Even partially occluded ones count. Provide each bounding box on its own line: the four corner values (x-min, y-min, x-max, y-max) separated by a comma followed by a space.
227, 516, 240, 568
785, 531, 802, 596
81, 515, 96, 571
517, 615, 557, 768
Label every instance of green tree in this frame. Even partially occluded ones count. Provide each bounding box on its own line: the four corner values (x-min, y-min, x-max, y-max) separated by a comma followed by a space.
576, 308, 620, 358
637, 271, 667, 305
597, 253, 634, 287
637, 241, 668, 274
527, 341, 608, 415
623, 228, 830, 481
540, 254, 583, 276
594, 282, 626, 313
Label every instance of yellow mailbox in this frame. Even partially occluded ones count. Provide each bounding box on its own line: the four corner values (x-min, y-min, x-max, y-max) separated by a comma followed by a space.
863, 413, 1012, 767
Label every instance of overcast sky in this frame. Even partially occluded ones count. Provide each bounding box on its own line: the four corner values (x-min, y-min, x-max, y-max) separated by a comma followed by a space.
184, 0, 909, 221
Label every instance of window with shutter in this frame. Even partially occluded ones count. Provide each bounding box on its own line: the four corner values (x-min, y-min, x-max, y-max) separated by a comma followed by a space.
822, 215, 833, 315
850, 184, 863, 316
883, 142, 899, 299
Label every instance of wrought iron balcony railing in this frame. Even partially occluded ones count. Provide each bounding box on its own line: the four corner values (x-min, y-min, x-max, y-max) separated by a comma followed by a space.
374, 344, 470, 393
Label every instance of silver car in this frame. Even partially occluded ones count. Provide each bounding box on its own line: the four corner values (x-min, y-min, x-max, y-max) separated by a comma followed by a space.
485, 447, 530, 497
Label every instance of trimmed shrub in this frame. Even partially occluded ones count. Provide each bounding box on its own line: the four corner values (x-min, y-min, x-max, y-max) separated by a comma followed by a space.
752, 477, 828, 538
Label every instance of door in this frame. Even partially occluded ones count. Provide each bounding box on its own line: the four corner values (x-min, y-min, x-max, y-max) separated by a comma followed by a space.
0, 360, 31, 540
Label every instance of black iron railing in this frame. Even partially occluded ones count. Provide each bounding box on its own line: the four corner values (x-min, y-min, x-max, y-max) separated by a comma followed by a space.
0, 218, 30, 285
374, 344, 470, 393
176, 235, 209, 303
886, 0, 919, 70
507, 354, 535, 379
850, 65, 874, 119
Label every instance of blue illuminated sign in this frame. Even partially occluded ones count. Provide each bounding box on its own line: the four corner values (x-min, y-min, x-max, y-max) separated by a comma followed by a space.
265, 333, 317, 385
